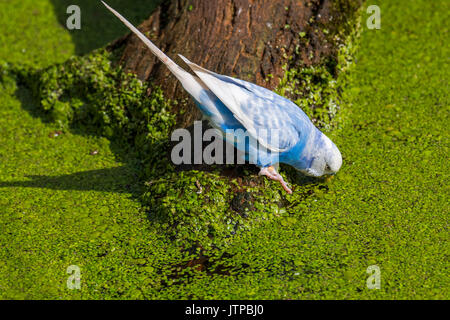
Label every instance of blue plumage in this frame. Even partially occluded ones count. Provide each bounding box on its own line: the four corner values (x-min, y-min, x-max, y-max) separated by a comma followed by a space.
102, 2, 342, 193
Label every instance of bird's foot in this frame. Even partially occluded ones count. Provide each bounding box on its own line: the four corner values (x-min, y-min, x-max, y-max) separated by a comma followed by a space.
259, 166, 292, 194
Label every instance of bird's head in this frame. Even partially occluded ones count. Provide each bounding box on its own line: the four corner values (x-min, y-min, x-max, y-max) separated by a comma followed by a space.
322, 134, 342, 175
300, 132, 342, 177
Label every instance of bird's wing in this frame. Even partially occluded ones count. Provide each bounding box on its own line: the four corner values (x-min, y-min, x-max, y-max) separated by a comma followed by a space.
178, 55, 312, 153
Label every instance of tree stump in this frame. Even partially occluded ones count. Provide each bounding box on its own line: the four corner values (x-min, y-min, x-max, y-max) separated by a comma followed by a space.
109, 0, 361, 127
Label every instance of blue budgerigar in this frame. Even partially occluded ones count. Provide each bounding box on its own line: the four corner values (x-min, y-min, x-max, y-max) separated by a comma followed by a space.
102, 2, 342, 194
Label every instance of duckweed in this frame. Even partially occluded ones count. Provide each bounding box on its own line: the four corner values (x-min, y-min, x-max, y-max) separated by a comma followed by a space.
0, 0, 448, 299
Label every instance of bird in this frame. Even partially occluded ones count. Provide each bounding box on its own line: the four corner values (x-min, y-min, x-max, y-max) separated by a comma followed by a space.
101, 1, 342, 194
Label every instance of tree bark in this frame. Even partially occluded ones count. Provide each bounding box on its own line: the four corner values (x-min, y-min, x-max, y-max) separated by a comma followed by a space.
109, 0, 361, 128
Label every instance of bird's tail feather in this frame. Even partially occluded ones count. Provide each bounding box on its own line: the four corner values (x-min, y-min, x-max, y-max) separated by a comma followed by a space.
101, 1, 187, 80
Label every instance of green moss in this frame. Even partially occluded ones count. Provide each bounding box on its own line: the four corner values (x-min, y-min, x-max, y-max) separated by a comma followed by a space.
4, 40, 346, 253
6, 50, 176, 178
0, 0, 363, 256
1, 0, 448, 300
276, 5, 362, 131
133, 1, 365, 253
0, 73, 184, 299
143, 168, 302, 251
0, 0, 75, 68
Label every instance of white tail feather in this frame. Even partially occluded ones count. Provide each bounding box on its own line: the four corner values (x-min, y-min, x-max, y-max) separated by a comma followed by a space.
101, 1, 187, 80
101, 2, 230, 125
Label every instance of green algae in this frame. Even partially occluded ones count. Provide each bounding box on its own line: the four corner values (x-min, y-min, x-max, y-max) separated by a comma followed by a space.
3, 25, 356, 254
0, 0, 448, 299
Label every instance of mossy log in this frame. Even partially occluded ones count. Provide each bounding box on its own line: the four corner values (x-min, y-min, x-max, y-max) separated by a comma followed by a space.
109, 0, 361, 127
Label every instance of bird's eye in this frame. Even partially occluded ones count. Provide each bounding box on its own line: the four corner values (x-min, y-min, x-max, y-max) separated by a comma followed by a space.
325, 164, 331, 171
